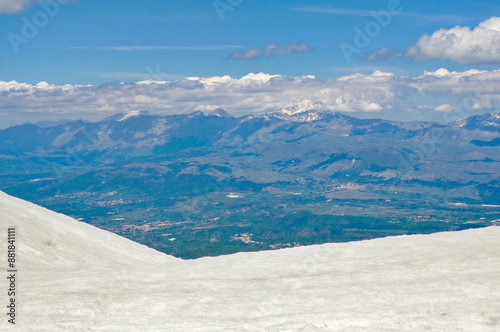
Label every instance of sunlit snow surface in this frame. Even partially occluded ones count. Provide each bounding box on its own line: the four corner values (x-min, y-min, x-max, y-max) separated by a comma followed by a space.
0, 191, 499, 331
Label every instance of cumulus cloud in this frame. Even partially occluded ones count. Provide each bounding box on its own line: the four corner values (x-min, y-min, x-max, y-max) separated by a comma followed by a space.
472, 99, 494, 110
0, 0, 37, 14
228, 43, 312, 60
1, 69, 500, 126
434, 104, 454, 112
407, 17, 500, 64
367, 17, 500, 64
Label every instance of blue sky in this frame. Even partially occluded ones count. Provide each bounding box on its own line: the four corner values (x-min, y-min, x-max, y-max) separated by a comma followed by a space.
1, 0, 500, 125
2, 0, 499, 84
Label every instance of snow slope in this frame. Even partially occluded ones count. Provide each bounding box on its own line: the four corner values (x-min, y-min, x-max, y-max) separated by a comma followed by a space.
0, 191, 499, 331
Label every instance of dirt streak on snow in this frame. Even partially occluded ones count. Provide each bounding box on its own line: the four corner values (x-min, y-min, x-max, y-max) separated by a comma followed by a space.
0, 191, 499, 331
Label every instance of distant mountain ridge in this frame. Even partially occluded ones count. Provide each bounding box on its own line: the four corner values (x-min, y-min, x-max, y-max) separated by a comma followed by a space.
454, 112, 500, 132
0, 109, 498, 258
3, 109, 498, 154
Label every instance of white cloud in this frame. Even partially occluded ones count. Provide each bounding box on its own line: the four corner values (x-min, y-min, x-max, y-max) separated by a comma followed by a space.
0, 72, 393, 121
228, 43, 312, 60
1, 69, 500, 126
0, 0, 37, 14
434, 104, 454, 112
368, 17, 500, 64
407, 17, 500, 64
472, 99, 493, 110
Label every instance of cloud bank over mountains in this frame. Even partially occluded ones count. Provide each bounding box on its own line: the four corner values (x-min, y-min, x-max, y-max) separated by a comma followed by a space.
1, 68, 499, 126
367, 17, 500, 64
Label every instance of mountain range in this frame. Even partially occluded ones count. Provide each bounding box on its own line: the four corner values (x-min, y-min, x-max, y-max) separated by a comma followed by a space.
0, 109, 499, 257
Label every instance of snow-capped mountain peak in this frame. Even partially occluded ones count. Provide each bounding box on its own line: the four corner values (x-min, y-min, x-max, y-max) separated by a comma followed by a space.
281, 100, 319, 115
453, 112, 500, 131
207, 108, 234, 118
118, 110, 150, 122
